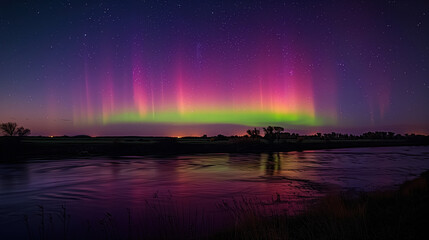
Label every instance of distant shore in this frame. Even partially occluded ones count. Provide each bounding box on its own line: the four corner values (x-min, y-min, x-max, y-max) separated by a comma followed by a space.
1, 135, 428, 160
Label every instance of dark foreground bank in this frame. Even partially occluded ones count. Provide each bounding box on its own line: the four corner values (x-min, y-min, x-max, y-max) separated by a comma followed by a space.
214, 170, 429, 240
1, 135, 429, 160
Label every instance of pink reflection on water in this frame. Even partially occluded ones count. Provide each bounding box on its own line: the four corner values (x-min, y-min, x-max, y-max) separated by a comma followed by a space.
1, 146, 429, 238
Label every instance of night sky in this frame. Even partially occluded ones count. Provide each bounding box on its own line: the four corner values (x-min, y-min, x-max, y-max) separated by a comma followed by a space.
0, 0, 428, 136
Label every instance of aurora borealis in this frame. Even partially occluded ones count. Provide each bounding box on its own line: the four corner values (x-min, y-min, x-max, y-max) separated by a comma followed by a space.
0, 1, 428, 136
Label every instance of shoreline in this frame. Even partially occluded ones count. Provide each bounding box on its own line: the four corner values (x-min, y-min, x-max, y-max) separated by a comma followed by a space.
214, 169, 429, 239
1, 136, 428, 160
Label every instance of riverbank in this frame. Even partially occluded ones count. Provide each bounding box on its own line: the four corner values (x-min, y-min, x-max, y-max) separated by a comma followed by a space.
1, 135, 428, 160
214, 169, 429, 239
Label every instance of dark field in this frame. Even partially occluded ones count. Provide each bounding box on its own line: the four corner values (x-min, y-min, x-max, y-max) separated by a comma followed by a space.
1, 135, 428, 160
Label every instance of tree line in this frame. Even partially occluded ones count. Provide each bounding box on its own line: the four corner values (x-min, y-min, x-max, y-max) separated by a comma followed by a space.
0, 122, 31, 136
245, 126, 425, 140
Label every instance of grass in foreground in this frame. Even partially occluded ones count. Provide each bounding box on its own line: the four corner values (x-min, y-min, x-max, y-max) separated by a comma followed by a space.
214, 170, 429, 240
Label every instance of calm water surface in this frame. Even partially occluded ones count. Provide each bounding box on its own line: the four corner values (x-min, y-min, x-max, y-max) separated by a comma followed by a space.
0, 146, 428, 237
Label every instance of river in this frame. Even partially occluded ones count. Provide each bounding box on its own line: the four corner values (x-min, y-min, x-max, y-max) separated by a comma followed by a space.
0, 146, 428, 238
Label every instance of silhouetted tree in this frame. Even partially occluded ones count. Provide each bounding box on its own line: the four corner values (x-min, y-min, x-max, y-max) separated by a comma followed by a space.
0, 122, 31, 136
263, 126, 275, 143
0, 122, 17, 136
263, 126, 274, 136
215, 134, 228, 141
16, 127, 31, 137
273, 126, 284, 143
274, 126, 284, 133
246, 128, 260, 138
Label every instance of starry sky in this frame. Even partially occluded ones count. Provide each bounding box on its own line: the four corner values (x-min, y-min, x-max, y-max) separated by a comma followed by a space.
0, 0, 428, 136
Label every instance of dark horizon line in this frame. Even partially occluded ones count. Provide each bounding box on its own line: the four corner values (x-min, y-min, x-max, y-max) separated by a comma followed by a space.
4, 131, 428, 138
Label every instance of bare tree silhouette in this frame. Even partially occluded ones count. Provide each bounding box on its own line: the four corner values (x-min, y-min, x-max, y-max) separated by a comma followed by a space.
16, 127, 31, 137
1, 122, 17, 136
263, 126, 275, 143
1, 122, 31, 136
263, 126, 274, 136
273, 126, 284, 143
246, 128, 260, 138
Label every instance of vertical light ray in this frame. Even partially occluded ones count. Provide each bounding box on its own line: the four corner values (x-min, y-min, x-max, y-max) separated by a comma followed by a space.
150, 80, 155, 119
160, 73, 165, 110
176, 63, 186, 114
102, 71, 115, 124
365, 72, 391, 122
283, 70, 298, 114
84, 61, 94, 124
258, 77, 264, 111
132, 59, 147, 116
378, 77, 391, 120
